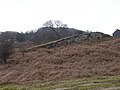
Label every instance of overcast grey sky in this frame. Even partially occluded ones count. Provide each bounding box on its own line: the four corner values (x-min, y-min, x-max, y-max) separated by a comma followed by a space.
0, 0, 120, 35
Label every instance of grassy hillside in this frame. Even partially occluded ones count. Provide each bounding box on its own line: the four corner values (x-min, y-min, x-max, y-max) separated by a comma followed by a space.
0, 37, 120, 89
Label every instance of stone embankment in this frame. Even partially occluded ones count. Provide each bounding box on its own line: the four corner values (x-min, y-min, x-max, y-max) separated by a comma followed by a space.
26, 32, 110, 52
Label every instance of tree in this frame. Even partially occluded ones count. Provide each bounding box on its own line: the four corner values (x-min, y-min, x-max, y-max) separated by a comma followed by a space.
0, 32, 14, 64
43, 20, 68, 39
16, 32, 26, 42
19, 43, 26, 58
25, 30, 36, 42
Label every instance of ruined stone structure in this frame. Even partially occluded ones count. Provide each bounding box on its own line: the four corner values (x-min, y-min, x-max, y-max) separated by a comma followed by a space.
113, 29, 120, 37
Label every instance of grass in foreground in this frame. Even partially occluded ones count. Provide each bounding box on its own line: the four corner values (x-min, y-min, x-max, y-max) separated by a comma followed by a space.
0, 76, 120, 90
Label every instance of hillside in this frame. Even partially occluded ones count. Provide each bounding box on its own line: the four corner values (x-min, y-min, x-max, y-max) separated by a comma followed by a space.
0, 37, 120, 85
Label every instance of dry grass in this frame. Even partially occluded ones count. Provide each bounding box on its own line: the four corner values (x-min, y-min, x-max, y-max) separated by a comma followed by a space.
0, 37, 120, 85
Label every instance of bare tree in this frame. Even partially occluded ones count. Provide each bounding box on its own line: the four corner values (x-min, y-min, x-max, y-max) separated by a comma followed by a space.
0, 32, 14, 64
19, 42, 26, 58
43, 20, 68, 39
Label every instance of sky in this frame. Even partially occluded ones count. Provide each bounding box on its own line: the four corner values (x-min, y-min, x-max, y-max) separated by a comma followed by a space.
0, 0, 120, 35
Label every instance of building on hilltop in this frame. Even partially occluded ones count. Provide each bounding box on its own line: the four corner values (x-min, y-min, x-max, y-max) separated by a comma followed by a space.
113, 29, 120, 37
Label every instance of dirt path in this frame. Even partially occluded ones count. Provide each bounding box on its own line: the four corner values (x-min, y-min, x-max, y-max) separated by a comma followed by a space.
101, 87, 120, 90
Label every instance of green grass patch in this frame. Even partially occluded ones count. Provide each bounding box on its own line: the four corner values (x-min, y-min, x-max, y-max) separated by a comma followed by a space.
0, 76, 120, 90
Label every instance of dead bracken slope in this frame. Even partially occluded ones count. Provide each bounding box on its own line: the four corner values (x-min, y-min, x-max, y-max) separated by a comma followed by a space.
0, 38, 120, 85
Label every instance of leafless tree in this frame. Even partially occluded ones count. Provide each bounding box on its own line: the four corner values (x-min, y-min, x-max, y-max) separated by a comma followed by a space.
19, 43, 26, 58
0, 32, 14, 64
43, 20, 68, 39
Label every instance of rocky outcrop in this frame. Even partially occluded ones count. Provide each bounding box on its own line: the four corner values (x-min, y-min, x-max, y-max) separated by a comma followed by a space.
56, 32, 110, 46
26, 32, 110, 52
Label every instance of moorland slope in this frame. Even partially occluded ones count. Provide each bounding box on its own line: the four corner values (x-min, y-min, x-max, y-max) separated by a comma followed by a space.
0, 37, 120, 85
